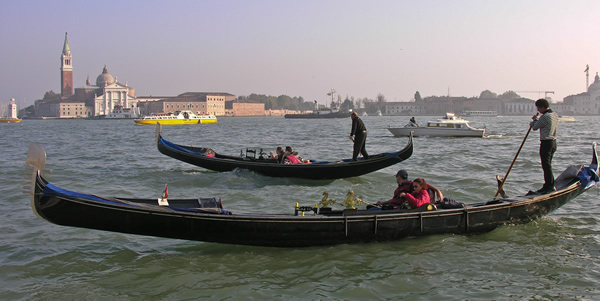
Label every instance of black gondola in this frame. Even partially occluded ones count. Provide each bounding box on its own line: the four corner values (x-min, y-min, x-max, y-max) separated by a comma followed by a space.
155, 124, 413, 179
26, 142, 599, 248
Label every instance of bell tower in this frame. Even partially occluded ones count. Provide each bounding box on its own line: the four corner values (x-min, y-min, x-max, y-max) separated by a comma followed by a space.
60, 32, 73, 97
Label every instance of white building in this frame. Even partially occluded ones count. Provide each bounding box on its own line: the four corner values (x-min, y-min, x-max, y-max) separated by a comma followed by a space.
85, 66, 138, 117
7, 98, 18, 118
562, 72, 600, 115
384, 101, 424, 115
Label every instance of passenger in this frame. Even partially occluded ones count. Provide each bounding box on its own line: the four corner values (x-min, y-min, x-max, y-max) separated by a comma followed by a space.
376, 170, 443, 209
377, 169, 412, 207
269, 147, 285, 163
409, 116, 419, 127
399, 178, 432, 209
284, 146, 302, 164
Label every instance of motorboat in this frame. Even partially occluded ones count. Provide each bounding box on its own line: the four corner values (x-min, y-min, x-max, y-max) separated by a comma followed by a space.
462, 110, 497, 117
558, 116, 576, 123
104, 105, 141, 119
388, 113, 486, 137
134, 110, 217, 125
0, 117, 22, 123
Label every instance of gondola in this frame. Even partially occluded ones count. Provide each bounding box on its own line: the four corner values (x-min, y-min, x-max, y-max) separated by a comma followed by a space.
155, 124, 413, 179
26, 142, 599, 248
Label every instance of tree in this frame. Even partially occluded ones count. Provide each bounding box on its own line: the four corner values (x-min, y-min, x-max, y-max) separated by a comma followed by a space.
341, 97, 354, 112
479, 90, 497, 99
43, 90, 59, 99
356, 98, 363, 109
498, 90, 520, 100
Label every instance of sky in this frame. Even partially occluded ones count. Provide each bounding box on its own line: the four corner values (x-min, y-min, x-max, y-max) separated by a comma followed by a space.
1, 0, 599, 108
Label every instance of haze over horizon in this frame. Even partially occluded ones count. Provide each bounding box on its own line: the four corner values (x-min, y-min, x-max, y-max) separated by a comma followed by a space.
1, 0, 599, 108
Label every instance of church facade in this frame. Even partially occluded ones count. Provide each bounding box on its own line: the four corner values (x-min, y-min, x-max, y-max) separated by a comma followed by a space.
35, 33, 138, 118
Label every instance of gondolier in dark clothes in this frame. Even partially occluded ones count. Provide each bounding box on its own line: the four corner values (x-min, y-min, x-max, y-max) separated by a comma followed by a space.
349, 111, 369, 161
530, 98, 559, 194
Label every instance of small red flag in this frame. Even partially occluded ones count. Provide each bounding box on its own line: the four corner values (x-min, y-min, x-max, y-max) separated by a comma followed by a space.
162, 183, 168, 199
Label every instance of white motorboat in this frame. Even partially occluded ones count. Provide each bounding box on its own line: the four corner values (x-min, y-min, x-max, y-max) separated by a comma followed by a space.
558, 116, 576, 123
104, 105, 141, 119
388, 113, 486, 137
462, 110, 497, 117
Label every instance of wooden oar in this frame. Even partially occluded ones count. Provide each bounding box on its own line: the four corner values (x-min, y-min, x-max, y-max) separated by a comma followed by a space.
494, 116, 537, 199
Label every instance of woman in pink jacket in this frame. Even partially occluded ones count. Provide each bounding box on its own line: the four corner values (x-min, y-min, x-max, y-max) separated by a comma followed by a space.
398, 178, 431, 209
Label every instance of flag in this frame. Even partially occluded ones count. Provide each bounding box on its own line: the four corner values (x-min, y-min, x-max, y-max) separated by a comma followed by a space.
584, 64, 589, 72
162, 183, 168, 199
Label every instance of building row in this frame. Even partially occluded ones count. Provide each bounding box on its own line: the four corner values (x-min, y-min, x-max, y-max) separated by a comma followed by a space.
33, 33, 267, 119
28, 33, 600, 118
384, 73, 600, 116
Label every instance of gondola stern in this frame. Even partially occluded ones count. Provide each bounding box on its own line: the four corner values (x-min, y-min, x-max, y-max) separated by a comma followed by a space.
24, 142, 49, 221
155, 122, 163, 145
591, 142, 598, 173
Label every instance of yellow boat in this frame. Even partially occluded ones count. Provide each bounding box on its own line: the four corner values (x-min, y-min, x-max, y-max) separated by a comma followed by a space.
0, 118, 22, 123
134, 110, 217, 125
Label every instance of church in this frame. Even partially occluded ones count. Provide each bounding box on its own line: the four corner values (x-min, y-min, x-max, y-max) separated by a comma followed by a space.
34, 33, 138, 118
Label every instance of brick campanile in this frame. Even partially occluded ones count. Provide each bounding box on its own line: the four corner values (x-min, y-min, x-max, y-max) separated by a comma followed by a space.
60, 32, 73, 97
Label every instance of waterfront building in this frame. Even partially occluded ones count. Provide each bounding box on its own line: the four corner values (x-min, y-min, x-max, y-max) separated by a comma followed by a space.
383, 101, 424, 115
503, 98, 536, 115
35, 34, 137, 118
83, 65, 137, 117
7, 98, 19, 118
137, 92, 233, 116
225, 99, 266, 116
562, 72, 600, 115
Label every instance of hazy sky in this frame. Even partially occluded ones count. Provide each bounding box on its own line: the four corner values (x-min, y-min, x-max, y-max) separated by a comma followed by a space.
1, 0, 599, 108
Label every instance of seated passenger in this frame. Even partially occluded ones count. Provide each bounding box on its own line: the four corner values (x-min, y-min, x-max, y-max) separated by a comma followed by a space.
283, 146, 302, 164
376, 170, 443, 209
269, 147, 285, 163
399, 178, 431, 209
377, 169, 412, 207
406, 116, 419, 127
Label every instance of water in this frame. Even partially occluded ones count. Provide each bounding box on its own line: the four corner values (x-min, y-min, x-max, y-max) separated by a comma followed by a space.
1, 115, 599, 300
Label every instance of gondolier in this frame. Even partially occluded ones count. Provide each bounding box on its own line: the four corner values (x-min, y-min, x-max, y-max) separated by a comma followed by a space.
531, 98, 559, 194
349, 111, 369, 161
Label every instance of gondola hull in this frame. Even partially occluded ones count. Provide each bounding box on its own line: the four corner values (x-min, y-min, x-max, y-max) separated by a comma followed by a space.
27, 142, 599, 248
155, 124, 413, 179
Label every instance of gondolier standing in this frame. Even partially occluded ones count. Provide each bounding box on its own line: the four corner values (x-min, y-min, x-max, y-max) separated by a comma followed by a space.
530, 98, 559, 194
349, 111, 369, 161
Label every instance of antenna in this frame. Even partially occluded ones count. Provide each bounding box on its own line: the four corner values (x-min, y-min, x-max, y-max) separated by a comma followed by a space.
326, 88, 336, 108
585, 64, 590, 91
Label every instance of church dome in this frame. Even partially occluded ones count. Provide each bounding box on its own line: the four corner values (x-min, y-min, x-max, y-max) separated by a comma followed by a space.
588, 73, 600, 93
96, 65, 115, 87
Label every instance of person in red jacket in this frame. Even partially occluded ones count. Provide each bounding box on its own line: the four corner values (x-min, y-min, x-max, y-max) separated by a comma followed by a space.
398, 178, 431, 209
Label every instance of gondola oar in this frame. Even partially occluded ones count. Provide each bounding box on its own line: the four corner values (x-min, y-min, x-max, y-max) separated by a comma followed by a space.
494, 115, 537, 199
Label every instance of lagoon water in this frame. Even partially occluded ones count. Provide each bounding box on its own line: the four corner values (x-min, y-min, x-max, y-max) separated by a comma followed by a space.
1, 115, 599, 300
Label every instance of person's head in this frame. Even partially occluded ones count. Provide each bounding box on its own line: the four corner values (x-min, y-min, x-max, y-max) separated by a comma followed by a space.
395, 169, 408, 180
276, 146, 284, 154
412, 178, 428, 192
535, 98, 550, 113
285, 146, 293, 152
350, 112, 358, 119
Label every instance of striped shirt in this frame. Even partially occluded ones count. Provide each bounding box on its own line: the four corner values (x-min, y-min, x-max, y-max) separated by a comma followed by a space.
532, 109, 558, 141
